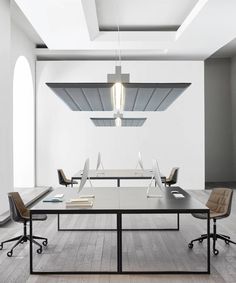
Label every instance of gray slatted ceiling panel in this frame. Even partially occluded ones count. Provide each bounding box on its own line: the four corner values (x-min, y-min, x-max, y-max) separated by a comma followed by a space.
145, 88, 171, 111
122, 119, 127, 127
123, 87, 138, 111
99, 88, 113, 110
133, 88, 154, 111
52, 88, 79, 111
47, 83, 190, 112
90, 118, 116, 127
122, 118, 146, 127
90, 118, 146, 127
82, 88, 103, 111
65, 88, 91, 111
158, 88, 185, 111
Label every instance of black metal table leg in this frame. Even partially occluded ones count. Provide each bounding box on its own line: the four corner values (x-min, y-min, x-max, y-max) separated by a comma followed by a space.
30, 211, 33, 274
57, 214, 60, 231
117, 213, 122, 273
117, 178, 120, 187
207, 211, 210, 274
177, 213, 180, 230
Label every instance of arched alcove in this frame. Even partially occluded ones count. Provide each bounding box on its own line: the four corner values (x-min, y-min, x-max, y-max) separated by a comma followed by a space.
13, 56, 34, 187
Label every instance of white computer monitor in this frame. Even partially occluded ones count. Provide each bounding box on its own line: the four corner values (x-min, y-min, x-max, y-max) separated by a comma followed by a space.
78, 158, 90, 192
96, 152, 104, 170
152, 159, 164, 191
146, 159, 164, 198
137, 151, 144, 170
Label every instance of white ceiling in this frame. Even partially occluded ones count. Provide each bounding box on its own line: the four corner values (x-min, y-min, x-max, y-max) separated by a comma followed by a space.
14, 0, 236, 60
95, 0, 198, 31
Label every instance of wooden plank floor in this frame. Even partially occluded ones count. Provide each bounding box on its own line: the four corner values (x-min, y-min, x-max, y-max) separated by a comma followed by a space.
0, 190, 236, 283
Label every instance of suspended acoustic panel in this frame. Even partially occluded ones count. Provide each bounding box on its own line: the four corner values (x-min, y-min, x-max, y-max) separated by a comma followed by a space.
47, 83, 114, 111
90, 118, 146, 127
122, 83, 191, 111
46, 82, 190, 111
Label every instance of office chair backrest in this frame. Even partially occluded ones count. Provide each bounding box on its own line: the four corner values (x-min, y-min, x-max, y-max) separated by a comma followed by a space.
206, 188, 233, 217
79, 158, 90, 192
169, 167, 179, 183
57, 169, 67, 185
8, 192, 29, 223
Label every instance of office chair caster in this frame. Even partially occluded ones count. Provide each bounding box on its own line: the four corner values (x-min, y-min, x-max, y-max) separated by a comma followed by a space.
42, 240, 48, 246
213, 249, 219, 255
199, 239, 203, 243
7, 250, 13, 257
225, 240, 230, 245
188, 243, 193, 249
36, 247, 42, 254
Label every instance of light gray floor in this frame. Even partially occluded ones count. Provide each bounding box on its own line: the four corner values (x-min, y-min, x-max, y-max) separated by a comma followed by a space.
0, 190, 236, 283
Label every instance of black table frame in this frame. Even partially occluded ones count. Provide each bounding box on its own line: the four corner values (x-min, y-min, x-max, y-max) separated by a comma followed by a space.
57, 213, 179, 231
29, 208, 210, 275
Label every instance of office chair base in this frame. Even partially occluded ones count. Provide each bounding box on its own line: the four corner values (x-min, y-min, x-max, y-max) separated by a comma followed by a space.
0, 234, 48, 257
188, 232, 236, 255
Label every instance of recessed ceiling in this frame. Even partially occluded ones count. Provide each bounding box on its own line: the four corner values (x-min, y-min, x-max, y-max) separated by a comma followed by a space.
14, 0, 236, 59
46, 82, 190, 111
95, 0, 198, 32
90, 117, 146, 127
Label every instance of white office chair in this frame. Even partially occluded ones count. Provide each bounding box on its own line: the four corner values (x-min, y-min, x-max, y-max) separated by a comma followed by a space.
146, 159, 164, 198
96, 152, 104, 171
78, 158, 93, 193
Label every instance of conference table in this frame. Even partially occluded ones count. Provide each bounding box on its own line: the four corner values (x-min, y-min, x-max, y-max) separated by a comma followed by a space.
29, 186, 210, 275
71, 169, 166, 187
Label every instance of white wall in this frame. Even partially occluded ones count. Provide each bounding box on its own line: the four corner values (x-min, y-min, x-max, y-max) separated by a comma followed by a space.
36, 60, 204, 190
205, 59, 234, 181
0, 3, 36, 213
11, 18, 36, 188
0, 0, 13, 213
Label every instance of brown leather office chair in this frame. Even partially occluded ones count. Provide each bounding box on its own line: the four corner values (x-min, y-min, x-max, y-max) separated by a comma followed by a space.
165, 167, 179, 186
188, 188, 236, 255
57, 169, 78, 187
0, 192, 48, 257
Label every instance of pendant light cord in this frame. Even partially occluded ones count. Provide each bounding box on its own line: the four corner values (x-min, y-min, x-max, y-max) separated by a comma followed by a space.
117, 23, 121, 66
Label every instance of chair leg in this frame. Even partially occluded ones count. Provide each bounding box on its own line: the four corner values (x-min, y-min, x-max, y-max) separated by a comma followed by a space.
26, 236, 43, 253
217, 234, 236, 245
201, 233, 215, 238
32, 235, 48, 245
218, 233, 230, 239
30, 238, 42, 248
32, 235, 47, 240
6, 235, 26, 257
189, 234, 208, 246
0, 235, 22, 249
